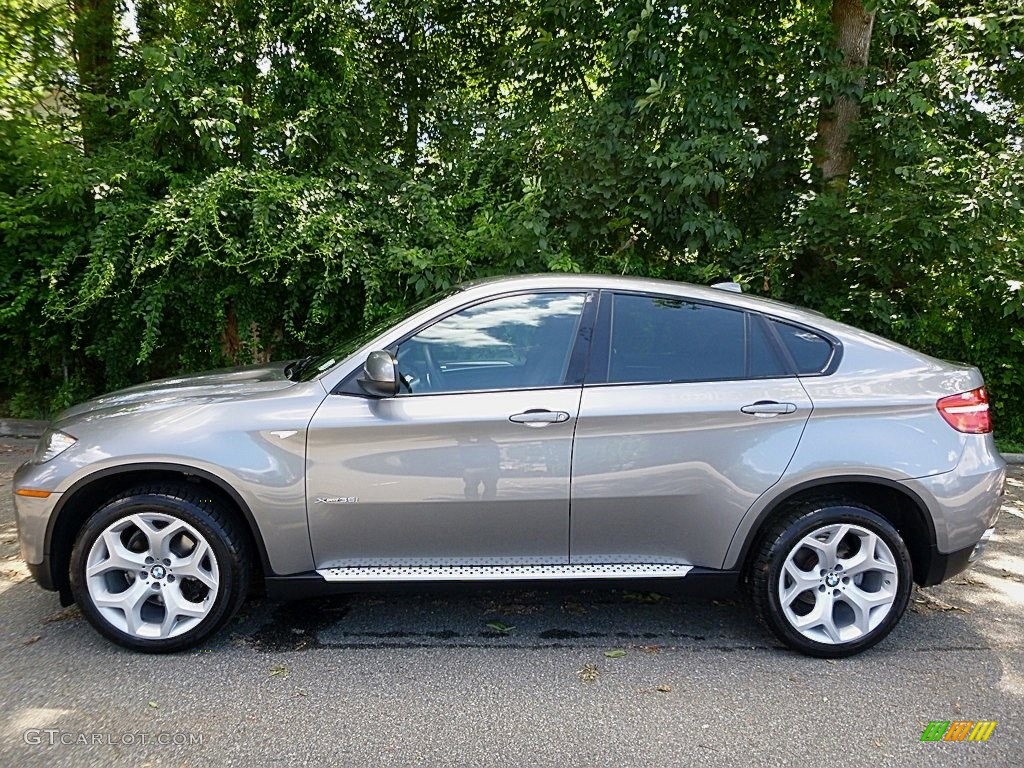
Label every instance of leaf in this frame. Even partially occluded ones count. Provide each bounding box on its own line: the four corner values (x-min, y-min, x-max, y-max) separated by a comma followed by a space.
147, 701, 159, 709
604, 649, 627, 658
269, 665, 288, 677
655, 684, 672, 693
622, 591, 667, 604
485, 621, 514, 634
577, 663, 599, 683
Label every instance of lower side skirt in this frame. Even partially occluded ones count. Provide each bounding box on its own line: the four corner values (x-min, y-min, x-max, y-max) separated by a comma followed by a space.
264, 565, 742, 601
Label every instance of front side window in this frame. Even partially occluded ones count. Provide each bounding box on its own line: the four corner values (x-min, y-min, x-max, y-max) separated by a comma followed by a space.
395, 292, 586, 394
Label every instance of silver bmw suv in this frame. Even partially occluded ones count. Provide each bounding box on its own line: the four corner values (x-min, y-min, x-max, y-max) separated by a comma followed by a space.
13, 275, 1006, 656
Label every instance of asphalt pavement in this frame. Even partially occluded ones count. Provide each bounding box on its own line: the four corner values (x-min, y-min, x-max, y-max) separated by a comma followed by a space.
1, 436, 1021, 767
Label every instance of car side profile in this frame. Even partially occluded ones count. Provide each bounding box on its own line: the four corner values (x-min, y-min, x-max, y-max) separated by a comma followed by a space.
13, 275, 1006, 656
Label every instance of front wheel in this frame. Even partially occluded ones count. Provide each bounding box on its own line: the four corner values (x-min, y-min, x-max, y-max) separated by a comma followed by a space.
70, 486, 250, 652
749, 501, 913, 658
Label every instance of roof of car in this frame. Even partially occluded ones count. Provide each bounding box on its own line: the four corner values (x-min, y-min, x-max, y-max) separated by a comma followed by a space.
457, 273, 828, 324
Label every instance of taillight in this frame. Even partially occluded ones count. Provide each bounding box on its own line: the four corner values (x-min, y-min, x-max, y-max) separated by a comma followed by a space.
936, 387, 992, 434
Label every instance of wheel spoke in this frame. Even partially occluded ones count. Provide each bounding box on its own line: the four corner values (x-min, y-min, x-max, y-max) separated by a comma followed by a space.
173, 539, 218, 591
819, 609, 843, 643
160, 586, 208, 637
780, 560, 819, 606
790, 593, 844, 642
94, 579, 152, 635
86, 530, 148, 577
799, 523, 849, 569
131, 514, 186, 559
844, 582, 895, 623
841, 532, 897, 578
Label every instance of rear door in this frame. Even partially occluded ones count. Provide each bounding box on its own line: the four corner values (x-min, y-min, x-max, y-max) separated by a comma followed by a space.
569, 291, 813, 568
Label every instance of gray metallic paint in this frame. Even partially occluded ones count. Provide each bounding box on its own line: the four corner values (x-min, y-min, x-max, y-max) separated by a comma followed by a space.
12, 274, 1007, 594
306, 387, 582, 567
570, 378, 811, 567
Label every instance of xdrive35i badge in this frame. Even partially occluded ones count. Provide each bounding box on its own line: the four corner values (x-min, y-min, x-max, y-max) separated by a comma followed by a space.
315, 496, 359, 504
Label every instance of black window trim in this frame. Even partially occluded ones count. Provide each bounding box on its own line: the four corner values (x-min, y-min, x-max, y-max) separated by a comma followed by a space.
334, 287, 599, 398
584, 288, 842, 387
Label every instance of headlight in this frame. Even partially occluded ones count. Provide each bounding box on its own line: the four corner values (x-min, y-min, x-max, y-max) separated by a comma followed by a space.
35, 430, 77, 463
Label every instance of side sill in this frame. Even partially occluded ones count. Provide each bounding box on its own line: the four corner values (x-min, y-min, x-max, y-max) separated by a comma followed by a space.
264, 567, 742, 601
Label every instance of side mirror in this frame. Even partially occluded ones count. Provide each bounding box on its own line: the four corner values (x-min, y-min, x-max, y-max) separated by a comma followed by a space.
357, 350, 399, 397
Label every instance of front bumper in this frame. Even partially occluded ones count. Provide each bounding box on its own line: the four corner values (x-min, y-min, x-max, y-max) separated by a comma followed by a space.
13, 459, 63, 591
24, 560, 55, 591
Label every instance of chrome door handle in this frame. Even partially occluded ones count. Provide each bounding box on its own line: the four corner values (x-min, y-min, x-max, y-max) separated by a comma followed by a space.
740, 401, 797, 417
509, 410, 571, 427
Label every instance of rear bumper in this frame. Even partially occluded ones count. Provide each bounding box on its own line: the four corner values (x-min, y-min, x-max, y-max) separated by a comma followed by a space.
900, 439, 1005, 558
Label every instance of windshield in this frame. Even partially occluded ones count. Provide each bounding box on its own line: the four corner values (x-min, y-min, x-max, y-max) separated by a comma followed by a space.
290, 288, 461, 382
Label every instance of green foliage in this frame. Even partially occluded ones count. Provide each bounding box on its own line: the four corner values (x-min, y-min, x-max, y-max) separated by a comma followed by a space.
0, 0, 1022, 440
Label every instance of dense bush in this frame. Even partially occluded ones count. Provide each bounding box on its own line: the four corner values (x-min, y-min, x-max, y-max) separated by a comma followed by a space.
1, 0, 1022, 440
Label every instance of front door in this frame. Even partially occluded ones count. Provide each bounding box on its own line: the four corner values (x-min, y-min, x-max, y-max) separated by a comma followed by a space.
306, 291, 591, 568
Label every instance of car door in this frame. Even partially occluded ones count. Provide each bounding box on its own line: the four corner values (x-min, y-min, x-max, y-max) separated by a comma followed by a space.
569, 291, 814, 569
306, 290, 594, 568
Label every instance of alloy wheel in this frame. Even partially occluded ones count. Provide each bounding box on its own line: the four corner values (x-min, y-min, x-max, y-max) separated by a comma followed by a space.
777, 522, 899, 645
85, 512, 220, 640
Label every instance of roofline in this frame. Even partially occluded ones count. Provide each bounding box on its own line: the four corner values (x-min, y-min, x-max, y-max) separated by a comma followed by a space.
455, 273, 827, 325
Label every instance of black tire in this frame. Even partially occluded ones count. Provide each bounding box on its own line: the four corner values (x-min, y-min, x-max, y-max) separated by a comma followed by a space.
70, 485, 251, 653
749, 500, 913, 658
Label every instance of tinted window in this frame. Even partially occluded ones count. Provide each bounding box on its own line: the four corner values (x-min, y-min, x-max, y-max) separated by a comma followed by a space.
396, 292, 586, 394
748, 316, 791, 378
771, 320, 834, 374
607, 294, 747, 383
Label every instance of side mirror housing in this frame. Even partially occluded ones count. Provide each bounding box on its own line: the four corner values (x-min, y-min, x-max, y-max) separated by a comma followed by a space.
357, 350, 399, 397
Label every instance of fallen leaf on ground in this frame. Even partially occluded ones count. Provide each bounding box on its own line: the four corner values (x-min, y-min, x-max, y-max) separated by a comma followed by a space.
655, 684, 672, 693
577, 663, 599, 683
914, 592, 968, 613
622, 591, 667, 603
23, 635, 42, 646
41, 606, 80, 624
269, 665, 288, 677
604, 648, 627, 658
485, 621, 514, 634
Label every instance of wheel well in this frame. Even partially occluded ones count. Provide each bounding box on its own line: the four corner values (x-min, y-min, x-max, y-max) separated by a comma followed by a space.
48, 469, 267, 603
741, 481, 935, 586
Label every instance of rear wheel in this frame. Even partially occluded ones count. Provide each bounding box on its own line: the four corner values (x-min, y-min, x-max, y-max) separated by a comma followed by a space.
70, 486, 250, 652
749, 501, 913, 657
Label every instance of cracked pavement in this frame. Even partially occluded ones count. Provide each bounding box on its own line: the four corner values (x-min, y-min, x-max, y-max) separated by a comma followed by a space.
1, 437, 1021, 766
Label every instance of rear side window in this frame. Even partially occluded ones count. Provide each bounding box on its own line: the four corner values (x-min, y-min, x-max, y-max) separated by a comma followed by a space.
770, 320, 834, 374
602, 294, 791, 384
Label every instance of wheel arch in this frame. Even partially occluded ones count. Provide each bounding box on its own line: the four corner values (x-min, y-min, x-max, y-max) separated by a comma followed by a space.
732, 476, 938, 586
45, 463, 272, 604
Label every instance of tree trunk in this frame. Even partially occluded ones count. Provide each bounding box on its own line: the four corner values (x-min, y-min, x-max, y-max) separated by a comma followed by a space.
71, 0, 116, 154
813, 0, 875, 189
